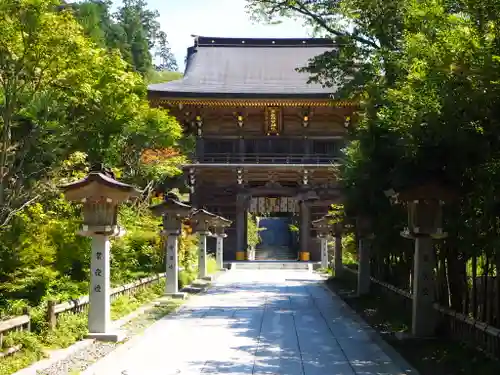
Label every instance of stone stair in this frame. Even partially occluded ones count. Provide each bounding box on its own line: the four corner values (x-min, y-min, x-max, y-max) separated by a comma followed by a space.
230, 261, 312, 271
254, 245, 297, 261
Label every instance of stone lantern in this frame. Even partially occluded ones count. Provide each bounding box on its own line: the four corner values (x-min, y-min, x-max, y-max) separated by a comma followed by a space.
150, 192, 192, 299
387, 181, 456, 337
209, 215, 232, 271
312, 215, 332, 270
190, 209, 217, 280
355, 215, 374, 296
60, 167, 140, 342
396, 183, 451, 239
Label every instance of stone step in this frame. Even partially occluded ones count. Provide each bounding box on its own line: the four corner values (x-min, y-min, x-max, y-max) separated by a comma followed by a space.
254, 249, 297, 261
230, 261, 312, 271
254, 255, 297, 260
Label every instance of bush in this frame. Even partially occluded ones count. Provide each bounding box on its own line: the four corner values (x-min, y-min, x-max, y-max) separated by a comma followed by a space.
178, 270, 197, 289
0, 331, 45, 375
43, 313, 88, 349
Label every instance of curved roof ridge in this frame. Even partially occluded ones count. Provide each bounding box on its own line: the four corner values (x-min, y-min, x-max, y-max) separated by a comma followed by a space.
194, 36, 335, 48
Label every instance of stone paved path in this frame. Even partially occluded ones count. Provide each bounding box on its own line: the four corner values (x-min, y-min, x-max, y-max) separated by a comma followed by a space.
83, 270, 412, 375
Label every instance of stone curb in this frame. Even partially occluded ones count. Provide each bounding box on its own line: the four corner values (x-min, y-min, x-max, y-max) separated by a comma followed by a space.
12, 270, 226, 375
319, 273, 420, 375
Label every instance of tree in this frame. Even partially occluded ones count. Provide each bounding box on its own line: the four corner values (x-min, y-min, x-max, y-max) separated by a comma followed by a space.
0, 0, 183, 228
248, 0, 500, 312
114, 0, 159, 74
73, 0, 179, 75
155, 30, 178, 71
246, 0, 405, 95
0, 0, 96, 227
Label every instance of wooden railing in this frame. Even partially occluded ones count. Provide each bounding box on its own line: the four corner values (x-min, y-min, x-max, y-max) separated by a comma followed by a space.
195, 153, 343, 165
0, 273, 165, 358
0, 314, 30, 358
342, 267, 500, 358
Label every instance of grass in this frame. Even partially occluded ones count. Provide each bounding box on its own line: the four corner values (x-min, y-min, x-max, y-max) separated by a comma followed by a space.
326, 272, 500, 375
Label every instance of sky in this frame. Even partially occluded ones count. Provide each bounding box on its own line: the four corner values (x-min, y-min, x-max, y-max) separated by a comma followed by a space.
113, 0, 312, 71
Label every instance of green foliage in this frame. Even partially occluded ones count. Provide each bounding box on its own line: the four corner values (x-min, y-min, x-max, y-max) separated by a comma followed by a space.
340, 233, 357, 265
247, 214, 263, 249
0, 1, 194, 372
0, 331, 45, 375
0, 0, 186, 318
72, 0, 178, 74
145, 70, 183, 84
207, 255, 218, 275
110, 279, 164, 320
252, 0, 500, 312
178, 225, 198, 272
43, 313, 88, 348
0, 0, 183, 229
178, 270, 197, 290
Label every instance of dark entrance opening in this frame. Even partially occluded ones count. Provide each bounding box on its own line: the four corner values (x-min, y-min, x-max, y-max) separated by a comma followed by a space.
254, 213, 298, 260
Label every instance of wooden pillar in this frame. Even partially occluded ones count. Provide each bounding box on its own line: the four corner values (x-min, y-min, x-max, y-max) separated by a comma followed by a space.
299, 201, 311, 261
236, 194, 248, 260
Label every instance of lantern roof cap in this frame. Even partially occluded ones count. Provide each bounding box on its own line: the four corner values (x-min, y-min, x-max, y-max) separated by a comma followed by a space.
149, 192, 192, 216
393, 180, 457, 202
60, 171, 141, 203
191, 208, 217, 220
312, 214, 333, 226
210, 214, 232, 227
60, 171, 137, 191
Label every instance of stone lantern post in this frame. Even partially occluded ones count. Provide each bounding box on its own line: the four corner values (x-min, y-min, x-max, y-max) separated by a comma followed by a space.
210, 215, 232, 270
149, 192, 192, 299
387, 182, 455, 337
60, 167, 140, 342
190, 209, 217, 280
312, 215, 332, 269
356, 215, 374, 296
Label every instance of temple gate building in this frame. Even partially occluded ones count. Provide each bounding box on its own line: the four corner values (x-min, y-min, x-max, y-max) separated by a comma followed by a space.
148, 36, 354, 262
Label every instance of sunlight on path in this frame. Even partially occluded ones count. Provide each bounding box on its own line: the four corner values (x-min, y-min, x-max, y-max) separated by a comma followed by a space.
83, 270, 410, 375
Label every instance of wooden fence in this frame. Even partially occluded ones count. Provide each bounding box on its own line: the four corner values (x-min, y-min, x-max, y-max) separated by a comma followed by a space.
0, 273, 165, 358
343, 267, 500, 358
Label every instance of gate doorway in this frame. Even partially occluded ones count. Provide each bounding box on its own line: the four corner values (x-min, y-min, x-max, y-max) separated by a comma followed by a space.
248, 197, 299, 260
255, 214, 298, 260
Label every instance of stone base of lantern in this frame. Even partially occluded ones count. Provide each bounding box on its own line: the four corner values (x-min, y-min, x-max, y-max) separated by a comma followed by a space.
87, 329, 126, 342
165, 292, 187, 300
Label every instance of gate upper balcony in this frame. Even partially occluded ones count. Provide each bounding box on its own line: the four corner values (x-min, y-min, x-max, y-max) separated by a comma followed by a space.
194, 137, 345, 165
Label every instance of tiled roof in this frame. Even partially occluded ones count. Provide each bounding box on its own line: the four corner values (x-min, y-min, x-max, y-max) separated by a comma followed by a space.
148, 36, 338, 98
